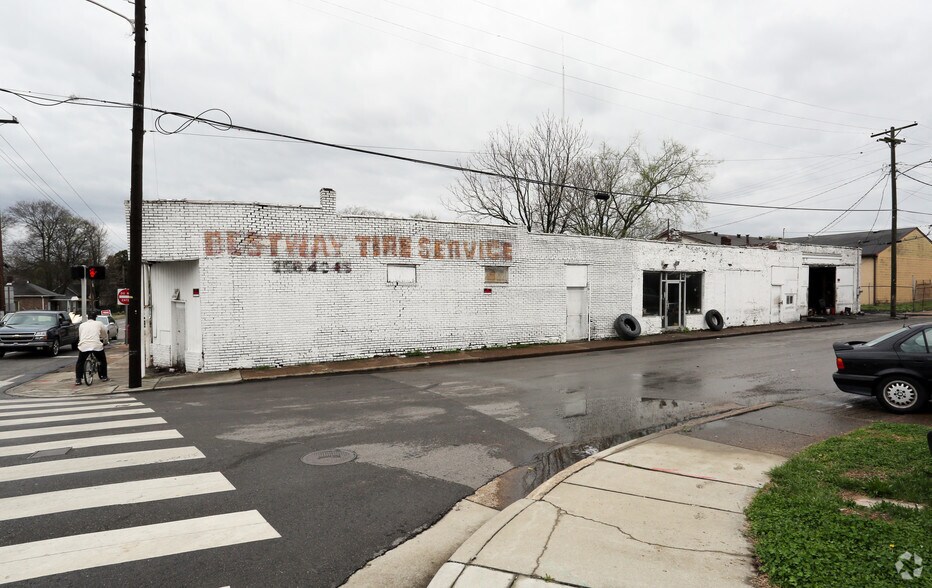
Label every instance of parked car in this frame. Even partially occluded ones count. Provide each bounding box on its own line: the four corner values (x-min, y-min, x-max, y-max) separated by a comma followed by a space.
0, 310, 80, 357
832, 323, 931, 413
96, 315, 119, 340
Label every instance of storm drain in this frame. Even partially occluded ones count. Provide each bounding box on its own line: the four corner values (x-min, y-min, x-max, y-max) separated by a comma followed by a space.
301, 449, 357, 466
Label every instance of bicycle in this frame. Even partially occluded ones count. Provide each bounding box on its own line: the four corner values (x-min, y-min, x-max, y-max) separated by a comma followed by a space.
83, 353, 99, 386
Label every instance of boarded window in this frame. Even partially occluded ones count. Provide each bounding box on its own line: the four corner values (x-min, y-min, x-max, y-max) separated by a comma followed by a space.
485, 266, 509, 284
643, 272, 661, 316
387, 264, 416, 284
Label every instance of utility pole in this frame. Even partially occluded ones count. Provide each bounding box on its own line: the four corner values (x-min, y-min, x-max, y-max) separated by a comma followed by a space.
871, 122, 917, 318
128, 0, 146, 388
0, 117, 17, 314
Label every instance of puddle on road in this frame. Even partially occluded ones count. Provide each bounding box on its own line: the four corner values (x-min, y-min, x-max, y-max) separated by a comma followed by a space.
472, 399, 738, 510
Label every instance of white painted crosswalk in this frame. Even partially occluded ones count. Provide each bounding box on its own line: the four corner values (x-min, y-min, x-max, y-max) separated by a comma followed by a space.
0, 394, 280, 584
0, 510, 281, 584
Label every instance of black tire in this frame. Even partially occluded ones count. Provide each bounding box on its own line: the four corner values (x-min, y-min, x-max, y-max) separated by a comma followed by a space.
83, 356, 97, 386
705, 310, 724, 331
875, 375, 928, 414
613, 314, 641, 340
0, 351, 5, 359
48, 338, 60, 357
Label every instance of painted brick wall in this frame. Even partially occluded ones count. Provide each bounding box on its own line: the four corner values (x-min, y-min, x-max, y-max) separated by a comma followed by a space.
136, 196, 859, 372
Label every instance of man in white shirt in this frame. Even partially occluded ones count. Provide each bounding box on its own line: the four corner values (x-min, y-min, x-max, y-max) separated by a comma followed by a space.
75, 311, 109, 385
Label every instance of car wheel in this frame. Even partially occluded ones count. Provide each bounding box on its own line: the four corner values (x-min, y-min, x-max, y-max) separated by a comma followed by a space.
0, 351, 5, 359
48, 338, 60, 357
876, 376, 928, 414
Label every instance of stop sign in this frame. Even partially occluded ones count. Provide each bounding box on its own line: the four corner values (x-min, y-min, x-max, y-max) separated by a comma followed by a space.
117, 288, 131, 305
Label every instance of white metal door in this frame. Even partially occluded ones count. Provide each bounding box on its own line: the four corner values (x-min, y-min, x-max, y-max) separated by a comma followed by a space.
836, 266, 855, 309
566, 287, 588, 341
770, 285, 782, 323
171, 301, 186, 370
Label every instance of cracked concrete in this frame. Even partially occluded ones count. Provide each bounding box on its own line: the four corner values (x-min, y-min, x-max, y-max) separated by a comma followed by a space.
428, 408, 784, 588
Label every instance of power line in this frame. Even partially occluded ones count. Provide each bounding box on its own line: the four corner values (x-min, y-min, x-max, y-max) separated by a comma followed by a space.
308, 0, 864, 136
4, 87, 932, 217
375, 0, 875, 132
15, 123, 124, 246
471, 0, 911, 124
0, 133, 85, 218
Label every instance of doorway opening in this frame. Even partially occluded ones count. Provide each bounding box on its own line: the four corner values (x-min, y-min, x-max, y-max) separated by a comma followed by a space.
808, 266, 836, 315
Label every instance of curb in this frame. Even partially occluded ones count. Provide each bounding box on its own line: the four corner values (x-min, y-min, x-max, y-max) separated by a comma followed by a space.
6, 316, 891, 397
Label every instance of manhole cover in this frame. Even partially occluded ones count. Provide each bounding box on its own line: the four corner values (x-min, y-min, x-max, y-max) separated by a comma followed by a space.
301, 449, 357, 466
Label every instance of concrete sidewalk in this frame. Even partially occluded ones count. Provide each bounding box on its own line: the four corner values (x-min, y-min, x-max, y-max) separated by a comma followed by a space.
5, 314, 895, 399
425, 400, 931, 588
426, 405, 786, 588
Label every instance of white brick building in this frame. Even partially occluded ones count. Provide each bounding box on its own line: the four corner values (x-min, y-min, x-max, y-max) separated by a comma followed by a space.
136, 190, 860, 373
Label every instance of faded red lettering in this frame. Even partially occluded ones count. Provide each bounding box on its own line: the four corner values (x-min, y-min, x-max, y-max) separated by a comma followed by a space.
245, 232, 264, 257
269, 233, 283, 256
382, 235, 398, 256
285, 234, 308, 257
446, 240, 461, 259
311, 235, 329, 258
502, 241, 513, 261
399, 237, 412, 257
372, 235, 381, 257
486, 240, 500, 260
354, 236, 371, 257
204, 231, 222, 256
328, 236, 342, 256
226, 231, 243, 256
418, 237, 431, 258
464, 242, 477, 259
433, 240, 445, 259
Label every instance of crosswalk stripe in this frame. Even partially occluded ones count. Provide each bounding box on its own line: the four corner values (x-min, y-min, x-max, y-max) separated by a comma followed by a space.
0, 510, 280, 584
0, 408, 153, 427
0, 429, 183, 458
0, 417, 167, 441
0, 402, 144, 418
0, 395, 134, 407
0, 447, 204, 483
0, 472, 235, 521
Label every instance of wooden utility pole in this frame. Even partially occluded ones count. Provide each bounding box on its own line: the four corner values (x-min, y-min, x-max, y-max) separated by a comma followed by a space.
871, 123, 917, 318
128, 0, 146, 388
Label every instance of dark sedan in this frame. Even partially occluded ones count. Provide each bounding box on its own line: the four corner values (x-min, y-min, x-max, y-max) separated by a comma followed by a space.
832, 322, 931, 413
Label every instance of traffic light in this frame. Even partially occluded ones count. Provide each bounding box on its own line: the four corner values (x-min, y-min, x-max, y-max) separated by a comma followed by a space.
87, 266, 106, 280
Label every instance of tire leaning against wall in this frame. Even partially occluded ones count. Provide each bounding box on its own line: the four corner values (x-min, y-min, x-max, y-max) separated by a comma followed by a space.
614, 314, 642, 340
705, 309, 724, 331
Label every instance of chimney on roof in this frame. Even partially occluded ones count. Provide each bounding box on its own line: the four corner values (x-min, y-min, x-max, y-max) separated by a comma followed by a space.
745, 235, 750, 246
713, 232, 719, 236
319, 188, 336, 213
721, 236, 732, 245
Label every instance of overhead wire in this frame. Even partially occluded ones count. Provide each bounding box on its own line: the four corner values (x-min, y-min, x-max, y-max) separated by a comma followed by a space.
814, 173, 888, 235
471, 0, 910, 124
307, 0, 865, 136
4, 87, 930, 219
377, 0, 874, 132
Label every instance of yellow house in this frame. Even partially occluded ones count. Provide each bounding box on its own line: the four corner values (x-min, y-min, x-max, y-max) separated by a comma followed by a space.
788, 228, 932, 304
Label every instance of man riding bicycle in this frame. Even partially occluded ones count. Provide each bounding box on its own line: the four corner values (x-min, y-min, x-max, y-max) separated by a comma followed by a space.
75, 310, 110, 386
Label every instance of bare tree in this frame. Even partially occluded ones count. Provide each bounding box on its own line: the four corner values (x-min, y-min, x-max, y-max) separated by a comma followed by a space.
447, 115, 714, 237
5, 200, 110, 292
569, 139, 712, 238
446, 112, 589, 233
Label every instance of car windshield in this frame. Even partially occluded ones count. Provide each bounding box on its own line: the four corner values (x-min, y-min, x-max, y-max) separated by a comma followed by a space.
862, 327, 910, 347
6, 314, 55, 327
96, 317, 109, 324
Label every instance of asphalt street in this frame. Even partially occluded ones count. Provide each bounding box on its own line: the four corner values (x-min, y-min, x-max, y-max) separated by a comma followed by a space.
0, 318, 928, 587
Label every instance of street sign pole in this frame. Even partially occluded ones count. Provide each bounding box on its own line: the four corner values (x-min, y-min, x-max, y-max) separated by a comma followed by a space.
81, 265, 87, 321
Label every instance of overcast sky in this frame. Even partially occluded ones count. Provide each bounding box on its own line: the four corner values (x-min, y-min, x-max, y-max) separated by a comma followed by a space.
1, 0, 930, 252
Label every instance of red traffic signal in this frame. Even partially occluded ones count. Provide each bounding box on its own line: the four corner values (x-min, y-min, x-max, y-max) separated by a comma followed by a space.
87, 266, 107, 280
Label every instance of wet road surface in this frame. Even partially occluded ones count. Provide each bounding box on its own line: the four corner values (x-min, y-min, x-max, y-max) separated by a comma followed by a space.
1, 319, 929, 586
